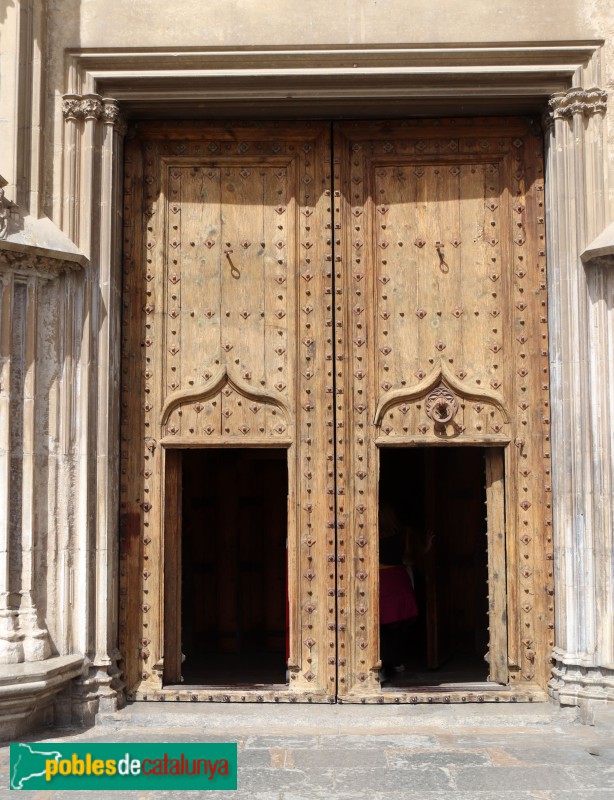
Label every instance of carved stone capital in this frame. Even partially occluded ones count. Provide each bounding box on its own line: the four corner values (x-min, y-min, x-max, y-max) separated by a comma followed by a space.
540, 108, 555, 134
81, 93, 104, 121
62, 93, 126, 131
62, 93, 85, 121
548, 86, 608, 120
101, 97, 127, 136
101, 98, 120, 125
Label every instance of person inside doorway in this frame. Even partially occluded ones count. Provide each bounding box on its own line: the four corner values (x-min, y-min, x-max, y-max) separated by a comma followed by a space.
378, 505, 419, 683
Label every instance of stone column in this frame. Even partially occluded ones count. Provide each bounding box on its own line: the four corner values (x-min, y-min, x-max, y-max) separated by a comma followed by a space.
60, 95, 82, 243
545, 86, 614, 710
93, 98, 126, 710
0, 272, 24, 664
0, 254, 86, 663
60, 93, 126, 719
16, 275, 52, 661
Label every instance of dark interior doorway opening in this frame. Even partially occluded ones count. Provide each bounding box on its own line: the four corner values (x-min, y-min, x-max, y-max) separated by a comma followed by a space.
174, 448, 288, 687
378, 447, 495, 688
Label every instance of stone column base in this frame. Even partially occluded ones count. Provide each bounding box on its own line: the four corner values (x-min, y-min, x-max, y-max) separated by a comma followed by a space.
549, 656, 614, 721
60, 658, 126, 728
0, 610, 24, 665
18, 608, 52, 662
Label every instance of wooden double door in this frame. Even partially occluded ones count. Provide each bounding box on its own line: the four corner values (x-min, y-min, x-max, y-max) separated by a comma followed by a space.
119, 119, 553, 703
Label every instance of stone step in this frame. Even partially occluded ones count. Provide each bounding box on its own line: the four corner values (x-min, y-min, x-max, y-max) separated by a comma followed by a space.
96, 700, 579, 735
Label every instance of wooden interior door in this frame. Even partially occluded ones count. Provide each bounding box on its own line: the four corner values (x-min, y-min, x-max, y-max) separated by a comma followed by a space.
334, 119, 552, 700
422, 447, 505, 680
424, 448, 448, 671
120, 122, 337, 701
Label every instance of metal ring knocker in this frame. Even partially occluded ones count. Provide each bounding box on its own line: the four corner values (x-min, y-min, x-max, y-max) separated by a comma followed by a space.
224, 244, 241, 279
435, 241, 449, 273
425, 387, 459, 426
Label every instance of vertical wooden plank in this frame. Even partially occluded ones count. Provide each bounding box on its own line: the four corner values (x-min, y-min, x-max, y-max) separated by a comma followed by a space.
163, 448, 182, 684
457, 159, 490, 434
219, 164, 266, 435
296, 124, 336, 699
178, 165, 221, 393
334, 122, 382, 696
485, 447, 508, 684
146, 142, 168, 685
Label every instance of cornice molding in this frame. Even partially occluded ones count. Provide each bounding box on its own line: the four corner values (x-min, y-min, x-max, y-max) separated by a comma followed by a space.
62, 42, 603, 116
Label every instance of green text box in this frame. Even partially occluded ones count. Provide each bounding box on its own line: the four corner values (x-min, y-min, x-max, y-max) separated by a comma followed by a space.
10, 742, 237, 791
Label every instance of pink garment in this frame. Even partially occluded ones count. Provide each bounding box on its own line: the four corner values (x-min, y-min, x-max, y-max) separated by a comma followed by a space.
379, 566, 418, 625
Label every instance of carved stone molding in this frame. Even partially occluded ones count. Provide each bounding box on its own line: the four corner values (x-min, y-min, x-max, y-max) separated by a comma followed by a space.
82, 93, 103, 121
548, 86, 608, 119
0, 243, 85, 279
61, 93, 83, 121
62, 93, 126, 132
550, 659, 614, 705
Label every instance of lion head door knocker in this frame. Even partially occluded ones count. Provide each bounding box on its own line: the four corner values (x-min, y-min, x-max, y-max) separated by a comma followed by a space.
425, 386, 459, 428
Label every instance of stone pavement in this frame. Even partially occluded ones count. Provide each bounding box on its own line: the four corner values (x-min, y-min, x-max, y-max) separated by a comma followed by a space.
1, 702, 613, 799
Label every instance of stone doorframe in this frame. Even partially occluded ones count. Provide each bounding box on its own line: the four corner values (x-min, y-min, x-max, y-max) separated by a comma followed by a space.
58, 42, 613, 715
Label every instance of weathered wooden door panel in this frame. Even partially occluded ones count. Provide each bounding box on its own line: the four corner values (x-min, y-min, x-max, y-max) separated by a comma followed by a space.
334, 119, 552, 700
120, 122, 336, 701
121, 118, 553, 704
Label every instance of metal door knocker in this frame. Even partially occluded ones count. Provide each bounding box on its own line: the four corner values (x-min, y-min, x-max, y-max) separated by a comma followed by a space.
435, 241, 449, 273
425, 387, 459, 425
224, 243, 241, 279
